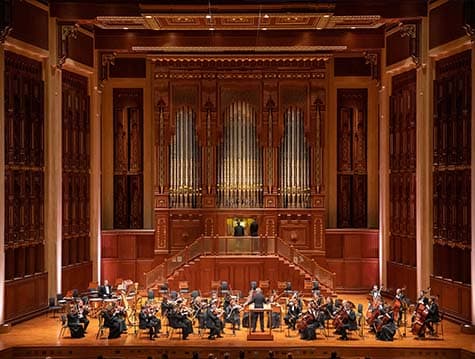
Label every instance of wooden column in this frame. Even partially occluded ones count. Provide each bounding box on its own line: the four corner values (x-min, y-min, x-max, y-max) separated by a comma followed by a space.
0, 41, 5, 324
90, 52, 102, 283
45, 17, 63, 297
415, 17, 432, 294
379, 50, 390, 287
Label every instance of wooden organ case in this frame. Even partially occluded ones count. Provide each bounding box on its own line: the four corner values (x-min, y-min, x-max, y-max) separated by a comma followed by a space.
152, 57, 328, 261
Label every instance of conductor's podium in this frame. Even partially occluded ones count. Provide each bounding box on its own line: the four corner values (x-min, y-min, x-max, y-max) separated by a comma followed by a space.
246, 304, 274, 341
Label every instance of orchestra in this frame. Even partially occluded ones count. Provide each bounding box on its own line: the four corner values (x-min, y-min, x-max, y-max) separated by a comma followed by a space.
55, 280, 444, 343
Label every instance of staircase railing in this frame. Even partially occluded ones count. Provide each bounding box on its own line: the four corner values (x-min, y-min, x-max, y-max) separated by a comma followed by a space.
144, 235, 335, 291
274, 237, 335, 291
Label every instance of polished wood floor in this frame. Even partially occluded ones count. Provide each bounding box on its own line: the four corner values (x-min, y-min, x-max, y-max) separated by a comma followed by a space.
0, 295, 474, 359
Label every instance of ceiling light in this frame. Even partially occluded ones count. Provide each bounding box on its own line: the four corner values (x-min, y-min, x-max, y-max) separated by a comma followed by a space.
351, 26, 356, 29
123, 27, 128, 30
262, 27, 267, 30
264, 14, 269, 19
209, 27, 215, 31
145, 15, 152, 19
317, 27, 322, 30
323, 14, 330, 18
206, 14, 212, 19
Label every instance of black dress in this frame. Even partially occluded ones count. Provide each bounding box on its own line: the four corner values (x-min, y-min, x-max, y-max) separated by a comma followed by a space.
67, 312, 85, 338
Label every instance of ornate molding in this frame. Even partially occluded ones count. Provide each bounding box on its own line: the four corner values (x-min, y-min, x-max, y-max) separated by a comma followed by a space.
462, 24, 474, 42
0, 26, 12, 44
399, 23, 420, 67
99, 52, 116, 89
363, 51, 379, 81
58, 24, 78, 68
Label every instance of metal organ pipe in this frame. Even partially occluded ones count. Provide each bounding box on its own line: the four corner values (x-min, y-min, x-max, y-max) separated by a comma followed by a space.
169, 107, 200, 208
280, 108, 309, 208
218, 101, 262, 208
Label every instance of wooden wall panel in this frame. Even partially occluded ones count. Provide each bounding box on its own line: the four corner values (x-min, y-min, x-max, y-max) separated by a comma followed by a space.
388, 70, 417, 286
336, 89, 368, 228
62, 262, 92, 293
62, 70, 90, 268
68, 31, 94, 68
4, 273, 48, 323
325, 229, 379, 292
386, 29, 411, 66
386, 261, 416, 300
429, 0, 466, 49
101, 230, 155, 286
11, 0, 48, 49
433, 50, 471, 286
109, 58, 146, 78
113, 88, 144, 229
430, 276, 471, 323
334, 57, 371, 77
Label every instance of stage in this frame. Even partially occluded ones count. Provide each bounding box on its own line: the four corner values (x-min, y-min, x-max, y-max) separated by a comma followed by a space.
0, 295, 473, 359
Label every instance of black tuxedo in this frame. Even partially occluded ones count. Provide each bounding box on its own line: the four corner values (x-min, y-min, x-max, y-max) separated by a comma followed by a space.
250, 221, 258, 236
248, 292, 266, 331
99, 285, 113, 298
234, 224, 245, 236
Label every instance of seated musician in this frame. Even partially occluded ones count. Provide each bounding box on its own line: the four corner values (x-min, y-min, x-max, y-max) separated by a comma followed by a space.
139, 305, 161, 340
284, 293, 302, 330
267, 290, 281, 329
225, 297, 242, 331
375, 306, 397, 341
98, 279, 113, 299
192, 296, 207, 330
323, 297, 335, 322
76, 298, 90, 333
67, 305, 85, 338
334, 300, 357, 340
424, 295, 440, 336
101, 305, 122, 339
206, 302, 224, 340
298, 300, 321, 340
168, 299, 193, 340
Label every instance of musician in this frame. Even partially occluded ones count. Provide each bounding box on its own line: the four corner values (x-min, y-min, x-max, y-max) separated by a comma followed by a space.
225, 297, 242, 331
76, 298, 90, 333
245, 287, 266, 332
98, 279, 113, 299
67, 305, 85, 338
375, 309, 397, 341
323, 297, 335, 322
369, 284, 382, 302
267, 290, 281, 329
206, 302, 224, 340
393, 288, 408, 326
284, 294, 302, 330
334, 301, 357, 340
102, 305, 122, 339
168, 299, 193, 339
139, 305, 161, 340
192, 296, 207, 331
425, 295, 440, 336
298, 300, 320, 340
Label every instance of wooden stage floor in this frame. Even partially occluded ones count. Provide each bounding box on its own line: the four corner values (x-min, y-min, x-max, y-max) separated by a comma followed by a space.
0, 295, 474, 359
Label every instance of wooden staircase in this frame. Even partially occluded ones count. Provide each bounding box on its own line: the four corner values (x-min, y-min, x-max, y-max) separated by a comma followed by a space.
145, 235, 336, 297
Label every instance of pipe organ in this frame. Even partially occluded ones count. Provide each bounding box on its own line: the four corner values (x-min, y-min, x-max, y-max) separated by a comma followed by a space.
217, 101, 263, 208
152, 57, 327, 256
279, 107, 310, 208
169, 107, 201, 208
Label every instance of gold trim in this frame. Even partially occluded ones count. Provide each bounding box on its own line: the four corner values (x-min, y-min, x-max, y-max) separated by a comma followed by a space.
3, 37, 49, 60
134, 45, 346, 53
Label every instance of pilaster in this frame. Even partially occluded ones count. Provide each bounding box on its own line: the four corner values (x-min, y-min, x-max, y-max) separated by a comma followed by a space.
415, 17, 432, 294
45, 17, 63, 297
470, 36, 475, 326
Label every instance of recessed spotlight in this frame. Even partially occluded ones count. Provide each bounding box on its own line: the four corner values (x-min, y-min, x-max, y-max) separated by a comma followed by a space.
123, 27, 128, 30
209, 27, 215, 31
262, 27, 267, 30
323, 14, 330, 18
317, 27, 322, 30
351, 26, 356, 29
206, 14, 212, 19
145, 15, 152, 19
264, 14, 269, 19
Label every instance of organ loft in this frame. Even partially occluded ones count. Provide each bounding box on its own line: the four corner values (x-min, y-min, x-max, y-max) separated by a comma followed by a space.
0, 0, 474, 357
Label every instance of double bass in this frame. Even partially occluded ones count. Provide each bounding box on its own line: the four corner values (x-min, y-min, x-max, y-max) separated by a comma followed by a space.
411, 301, 429, 336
